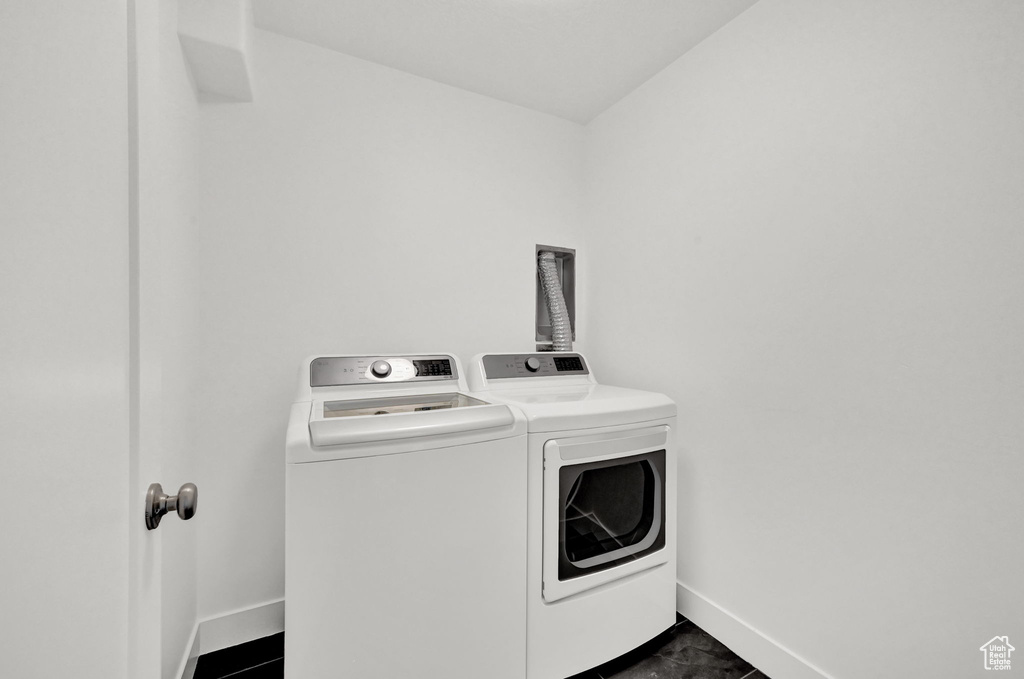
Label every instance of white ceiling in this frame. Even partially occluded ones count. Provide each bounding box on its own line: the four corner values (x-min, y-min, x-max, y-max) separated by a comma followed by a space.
251, 0, 757, 124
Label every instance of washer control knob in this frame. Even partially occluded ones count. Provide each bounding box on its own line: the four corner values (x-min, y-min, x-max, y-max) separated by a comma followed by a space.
525, 357, 541, 372
371, 360, 392, 378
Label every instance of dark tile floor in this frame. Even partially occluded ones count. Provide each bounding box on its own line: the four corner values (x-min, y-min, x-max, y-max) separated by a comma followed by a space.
568, 615, 769, 679
193, 633, 283, 679
192, 616, 768, 679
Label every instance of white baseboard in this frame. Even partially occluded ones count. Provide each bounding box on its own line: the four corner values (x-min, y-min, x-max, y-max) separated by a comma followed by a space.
177, 599, 285, 679
181, 588, 829, 679
676, 582, 834, 679
197, 598, 286, 655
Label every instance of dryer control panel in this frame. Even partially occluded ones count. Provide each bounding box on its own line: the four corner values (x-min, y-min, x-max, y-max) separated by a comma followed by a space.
482, 353, 589, 379
311, 355, 458, 387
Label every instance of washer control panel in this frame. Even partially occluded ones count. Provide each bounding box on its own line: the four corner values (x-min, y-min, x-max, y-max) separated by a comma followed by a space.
482, 353, 588, 379
311, 355, 457, 387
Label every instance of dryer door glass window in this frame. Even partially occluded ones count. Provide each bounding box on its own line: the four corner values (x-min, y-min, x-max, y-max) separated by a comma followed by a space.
558, 449, 666, 580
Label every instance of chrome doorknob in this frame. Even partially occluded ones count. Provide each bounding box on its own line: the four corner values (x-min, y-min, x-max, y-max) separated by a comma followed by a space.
146, 482, 198, 530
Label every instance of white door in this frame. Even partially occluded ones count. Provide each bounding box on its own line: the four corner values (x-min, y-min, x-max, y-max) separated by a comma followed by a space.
0, 1, 148, 678
1, 2, 198, 678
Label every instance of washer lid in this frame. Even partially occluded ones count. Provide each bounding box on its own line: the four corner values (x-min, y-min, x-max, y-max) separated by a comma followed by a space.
482, 384, 675, 432
308, 393, 515, 447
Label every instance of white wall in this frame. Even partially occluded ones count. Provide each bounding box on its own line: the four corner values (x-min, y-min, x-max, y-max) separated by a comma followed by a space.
584, 1, 1024, 677
192, 29, 585, 618
135, 0, 203, 676
0, 2, 130, 677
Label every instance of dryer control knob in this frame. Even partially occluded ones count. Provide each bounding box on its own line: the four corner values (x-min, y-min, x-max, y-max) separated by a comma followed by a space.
371, 360, 392, 378
525, 357, 541, 372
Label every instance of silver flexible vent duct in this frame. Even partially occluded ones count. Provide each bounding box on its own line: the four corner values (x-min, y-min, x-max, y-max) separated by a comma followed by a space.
538, 251, 573, 351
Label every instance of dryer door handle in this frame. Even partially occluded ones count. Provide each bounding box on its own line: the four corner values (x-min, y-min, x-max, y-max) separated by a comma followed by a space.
547, 426, 668, 462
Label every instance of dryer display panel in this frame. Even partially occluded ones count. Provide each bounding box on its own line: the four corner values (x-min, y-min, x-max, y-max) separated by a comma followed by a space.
553, 356, 584, 372
482, 353, 589, 378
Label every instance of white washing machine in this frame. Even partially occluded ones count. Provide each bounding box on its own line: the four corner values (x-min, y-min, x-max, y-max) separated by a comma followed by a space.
285, 353, 528, 679
468, 352, 677, 679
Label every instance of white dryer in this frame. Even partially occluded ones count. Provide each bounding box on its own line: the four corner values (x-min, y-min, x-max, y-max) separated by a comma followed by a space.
286, 353, 528, 679
468, 352, 677, 679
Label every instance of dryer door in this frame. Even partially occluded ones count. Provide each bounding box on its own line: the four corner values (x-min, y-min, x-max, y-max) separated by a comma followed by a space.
542, 426, 669, 602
